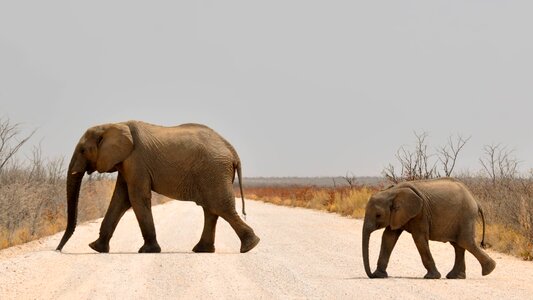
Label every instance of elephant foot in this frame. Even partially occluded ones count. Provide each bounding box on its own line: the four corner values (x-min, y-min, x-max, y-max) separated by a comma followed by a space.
89, 239, 110, 253
482, 259, 496, 276
371, 270, 388, 278
446, 271, 466, 279
138, 242, 161, 253
240, 234, 260, 253
192, 242, 215, 253
424, 270, 441, 279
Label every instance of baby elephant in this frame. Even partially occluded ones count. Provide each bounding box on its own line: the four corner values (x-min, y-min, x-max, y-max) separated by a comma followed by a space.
362, 178, 496, 279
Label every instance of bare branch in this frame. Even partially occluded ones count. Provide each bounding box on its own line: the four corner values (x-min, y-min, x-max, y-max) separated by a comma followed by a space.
479, 143, 519, 184
383, 131, 469, 183
437, 134, 471, 177
382, 164, 399, 183
343, 171, 357, 188
0, 118, 36, 172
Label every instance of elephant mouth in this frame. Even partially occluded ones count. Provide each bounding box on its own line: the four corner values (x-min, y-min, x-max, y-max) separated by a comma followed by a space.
85, 163, 96, 174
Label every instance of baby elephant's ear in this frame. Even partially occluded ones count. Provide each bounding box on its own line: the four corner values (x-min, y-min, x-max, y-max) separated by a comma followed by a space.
390, 187, 423, 230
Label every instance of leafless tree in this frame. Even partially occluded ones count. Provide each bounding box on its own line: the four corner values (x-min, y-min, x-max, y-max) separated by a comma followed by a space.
383, 131, 470, 183
437, 134, 471, 177
0, 117, 36, 173
479, 143, 519, 184
343, 171, 357, 188
480, 144, 498, 183
383, 163, 399, 183
413, 132, 438, 179
46, 156, 65, 184
516, 169, 533, 198
383, 131, 440, 182
27, 143, 45, 183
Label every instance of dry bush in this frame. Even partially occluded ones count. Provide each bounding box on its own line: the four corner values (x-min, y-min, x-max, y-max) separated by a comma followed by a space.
242, 186, 319, 208
0, 117, 35, 173
307, 190, 331, 210
462, 177, 533, 259
0, 177, 116, 249
77, 179, 116, 223
483, 223, 532, 260
0, 227, 9, 249
462, 147, 532, 259
240, 185, 377, 220
383, 131, 469, 182
331, 188, 374, 218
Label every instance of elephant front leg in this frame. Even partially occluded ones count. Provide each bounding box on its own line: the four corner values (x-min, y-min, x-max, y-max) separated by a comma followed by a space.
128, 184, 161, 253
412, 234, 441, 279
89, 174, 131, 253
446, 242, 466, 279
192, 207, 219, 253
373, 228, 403, 278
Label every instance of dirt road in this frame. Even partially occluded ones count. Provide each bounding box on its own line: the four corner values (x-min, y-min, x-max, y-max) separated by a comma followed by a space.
1, 200, 532, 299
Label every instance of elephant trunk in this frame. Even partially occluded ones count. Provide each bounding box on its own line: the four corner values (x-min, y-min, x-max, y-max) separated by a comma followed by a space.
56, 153, 85, 251
362, 222, 374, 278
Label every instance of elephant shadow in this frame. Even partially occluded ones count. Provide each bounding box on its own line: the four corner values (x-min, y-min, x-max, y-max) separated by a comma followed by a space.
52, 250, 245, 255
344, 276, 433, 280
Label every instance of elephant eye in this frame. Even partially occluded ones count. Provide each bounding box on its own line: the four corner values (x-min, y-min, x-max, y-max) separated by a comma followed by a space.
80, 148, 85, 154
376, 213, 382, 219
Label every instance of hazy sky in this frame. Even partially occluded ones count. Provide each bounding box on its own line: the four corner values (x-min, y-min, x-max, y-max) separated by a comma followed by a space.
1, 1, 532, 177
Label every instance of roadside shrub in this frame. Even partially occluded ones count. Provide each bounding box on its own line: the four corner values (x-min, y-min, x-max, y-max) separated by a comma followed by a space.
241, 185, 376, 219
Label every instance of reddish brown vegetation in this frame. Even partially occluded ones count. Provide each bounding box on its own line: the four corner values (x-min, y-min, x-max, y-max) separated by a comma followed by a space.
238, 185, 378, 218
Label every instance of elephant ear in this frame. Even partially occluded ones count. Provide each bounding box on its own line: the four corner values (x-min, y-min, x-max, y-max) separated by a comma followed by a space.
389, 187, 423, 230
96, 124, 133, 173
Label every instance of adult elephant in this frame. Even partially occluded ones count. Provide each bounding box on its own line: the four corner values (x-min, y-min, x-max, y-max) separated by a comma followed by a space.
362, 178, 495, 279
56, 121, 260, 254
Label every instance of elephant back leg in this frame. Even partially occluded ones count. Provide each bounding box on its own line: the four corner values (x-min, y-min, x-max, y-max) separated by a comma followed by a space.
219, 209, 260, 253
192, 207, 219, 253
201, 184, 260, 253
446, 242, 466, 279
457, 221, 496, 276
210, 193, 259, 253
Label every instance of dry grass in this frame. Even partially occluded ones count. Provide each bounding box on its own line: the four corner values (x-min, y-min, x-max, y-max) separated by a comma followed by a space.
241, 185, 377, 219
0, 176, 172, 250
464, 178, 533, 260
482, 223, 533, 260
0, 177, 116, 249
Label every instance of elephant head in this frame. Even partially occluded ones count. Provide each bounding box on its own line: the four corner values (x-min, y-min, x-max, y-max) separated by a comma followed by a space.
56, 123, 133, 251
362, 186, 423, 278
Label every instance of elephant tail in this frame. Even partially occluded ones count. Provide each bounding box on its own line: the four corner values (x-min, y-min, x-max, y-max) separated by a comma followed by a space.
235, 161, 246, 220
478, 205, 487, 249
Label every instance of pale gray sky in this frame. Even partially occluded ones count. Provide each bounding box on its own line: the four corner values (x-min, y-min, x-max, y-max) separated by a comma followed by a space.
1, 1, 532, 176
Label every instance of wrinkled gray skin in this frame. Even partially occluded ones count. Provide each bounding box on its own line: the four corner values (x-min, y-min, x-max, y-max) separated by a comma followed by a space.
362, 178, 496, 279
56, 121, 260, 254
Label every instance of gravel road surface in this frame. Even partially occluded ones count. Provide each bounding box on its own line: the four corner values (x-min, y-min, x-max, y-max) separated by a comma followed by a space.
1, 200, 532, 299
